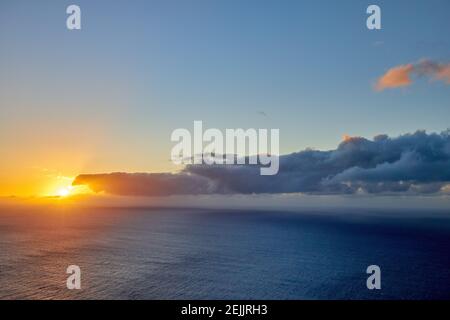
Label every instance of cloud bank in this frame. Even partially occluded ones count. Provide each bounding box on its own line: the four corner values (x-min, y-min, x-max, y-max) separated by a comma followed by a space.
73, 130, 450, 197
376, 60, 450, 91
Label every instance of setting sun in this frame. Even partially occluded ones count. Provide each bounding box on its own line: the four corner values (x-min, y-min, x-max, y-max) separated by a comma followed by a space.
57, 187, 72, 197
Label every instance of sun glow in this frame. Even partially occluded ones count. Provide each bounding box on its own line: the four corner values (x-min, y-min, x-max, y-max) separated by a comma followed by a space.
46, 176, 93, 198
57, 186, 72, 197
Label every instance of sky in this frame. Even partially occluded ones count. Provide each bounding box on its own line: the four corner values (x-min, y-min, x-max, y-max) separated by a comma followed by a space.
0, 0, 449, 200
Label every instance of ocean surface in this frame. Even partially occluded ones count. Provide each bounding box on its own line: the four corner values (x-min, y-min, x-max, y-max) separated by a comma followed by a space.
0, 206, 449, 300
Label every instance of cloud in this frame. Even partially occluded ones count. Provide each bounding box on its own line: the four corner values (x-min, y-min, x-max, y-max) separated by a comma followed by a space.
73, 130, 450, 196
375, 60, 450, 91
73, 172, 216, 196
375, 64, 414, 90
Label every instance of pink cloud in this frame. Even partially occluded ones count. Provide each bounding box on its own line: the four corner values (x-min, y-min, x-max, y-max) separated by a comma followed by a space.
375, 64, 414, 91
375, 60, 450, 91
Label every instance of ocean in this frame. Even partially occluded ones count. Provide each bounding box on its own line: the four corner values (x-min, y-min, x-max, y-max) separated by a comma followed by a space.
0, 206, 449, 299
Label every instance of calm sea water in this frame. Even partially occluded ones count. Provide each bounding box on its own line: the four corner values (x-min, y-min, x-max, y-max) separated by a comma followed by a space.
0, 206, 449, 299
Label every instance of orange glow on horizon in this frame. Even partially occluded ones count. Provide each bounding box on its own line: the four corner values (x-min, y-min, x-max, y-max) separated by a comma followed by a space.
50, 182, 92, 198
4, 174, 94, 199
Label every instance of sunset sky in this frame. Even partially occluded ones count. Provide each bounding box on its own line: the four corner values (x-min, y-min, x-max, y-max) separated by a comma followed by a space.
1, 0, 450, 200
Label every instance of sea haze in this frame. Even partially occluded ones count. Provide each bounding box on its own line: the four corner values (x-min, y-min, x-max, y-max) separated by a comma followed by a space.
0, 206, 449, 299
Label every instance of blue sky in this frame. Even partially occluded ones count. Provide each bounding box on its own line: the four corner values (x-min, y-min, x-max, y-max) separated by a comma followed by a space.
0, 0, 449, 197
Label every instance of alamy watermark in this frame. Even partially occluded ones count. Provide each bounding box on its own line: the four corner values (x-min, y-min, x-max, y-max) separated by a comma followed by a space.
366, 4, 381, 30
66, 5, 81, 30
171, 121, 280, 175
366, 265, 381, 290
66, 265, 81, 290
65, 4, 380, 31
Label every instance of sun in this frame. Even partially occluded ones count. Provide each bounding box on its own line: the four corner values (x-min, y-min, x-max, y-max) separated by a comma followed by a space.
57, 186, 72, 197
46, 179, 92, 198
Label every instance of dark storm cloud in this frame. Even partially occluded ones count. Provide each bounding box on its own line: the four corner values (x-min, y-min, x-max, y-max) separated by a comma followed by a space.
73, 130, 450, 196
